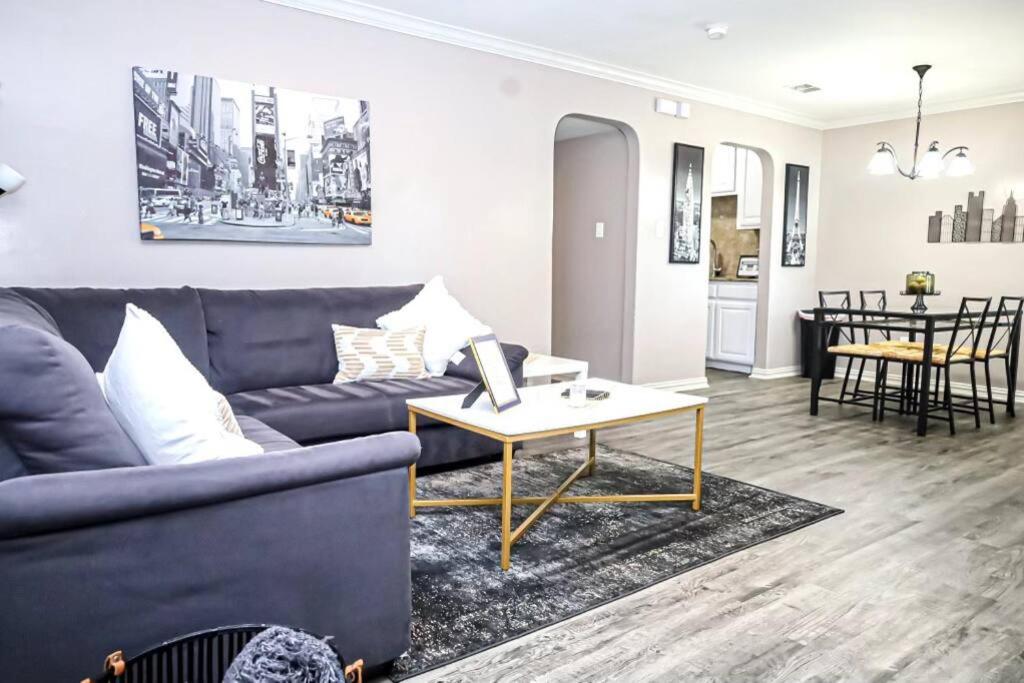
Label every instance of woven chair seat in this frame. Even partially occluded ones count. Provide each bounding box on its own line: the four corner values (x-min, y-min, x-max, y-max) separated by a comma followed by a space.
878, 347, 973, 366
827, 343, 885, 358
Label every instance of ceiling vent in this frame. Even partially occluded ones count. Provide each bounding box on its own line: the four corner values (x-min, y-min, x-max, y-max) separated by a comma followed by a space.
790, 83, 821, 94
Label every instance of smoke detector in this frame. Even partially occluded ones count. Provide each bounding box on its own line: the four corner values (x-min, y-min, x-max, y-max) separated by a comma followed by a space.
705, 23, 728, 40
790, 83, 822, 93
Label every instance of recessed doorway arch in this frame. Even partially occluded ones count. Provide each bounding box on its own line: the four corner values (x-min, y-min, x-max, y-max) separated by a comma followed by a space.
707, 141, 775, 374
551, 114, 640, 382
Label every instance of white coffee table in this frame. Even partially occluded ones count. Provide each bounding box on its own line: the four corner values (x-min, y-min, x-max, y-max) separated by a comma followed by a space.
407, 378, 707, 570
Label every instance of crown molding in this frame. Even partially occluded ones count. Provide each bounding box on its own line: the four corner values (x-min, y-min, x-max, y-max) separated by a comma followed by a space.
823, 89, 1024, 129
264, 0, 1024, 131
261, 0, 827, 129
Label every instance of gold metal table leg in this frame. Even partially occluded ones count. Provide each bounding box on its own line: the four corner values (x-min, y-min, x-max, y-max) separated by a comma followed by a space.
693, 405, 704, 511
500, 441, 513, 570
408, 411, 417, 519
585, 429, 597, 477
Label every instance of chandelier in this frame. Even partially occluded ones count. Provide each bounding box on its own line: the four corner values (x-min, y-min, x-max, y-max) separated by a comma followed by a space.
867, 65, 974, 179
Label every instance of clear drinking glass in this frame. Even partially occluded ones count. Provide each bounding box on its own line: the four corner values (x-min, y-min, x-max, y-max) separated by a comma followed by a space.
568, 380, 587, 408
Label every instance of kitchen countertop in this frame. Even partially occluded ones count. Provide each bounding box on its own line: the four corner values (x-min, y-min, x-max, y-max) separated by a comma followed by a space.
710, 276, 758, 282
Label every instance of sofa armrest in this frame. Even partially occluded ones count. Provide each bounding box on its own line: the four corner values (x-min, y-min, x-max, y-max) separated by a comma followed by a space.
445, 342, 529, 386
0, 431, 419, 540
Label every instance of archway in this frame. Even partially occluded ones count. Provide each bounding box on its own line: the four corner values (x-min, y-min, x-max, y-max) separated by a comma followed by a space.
706, 142, 775, 375
551, 114, 640, 381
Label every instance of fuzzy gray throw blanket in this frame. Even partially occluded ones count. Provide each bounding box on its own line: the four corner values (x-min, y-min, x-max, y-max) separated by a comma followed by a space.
222, 626, 343, 683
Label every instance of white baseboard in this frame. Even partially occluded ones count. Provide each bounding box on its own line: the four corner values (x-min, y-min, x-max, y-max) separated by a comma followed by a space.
749, 365, 801, 380
645, 376, 710, 392
706, 360, 753, 374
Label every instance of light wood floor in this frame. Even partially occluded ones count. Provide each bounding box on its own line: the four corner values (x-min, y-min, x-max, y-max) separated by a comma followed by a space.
402, 370, 1024, 682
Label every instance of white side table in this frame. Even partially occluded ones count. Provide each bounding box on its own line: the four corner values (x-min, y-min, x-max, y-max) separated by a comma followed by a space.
523, 353, 589, 437
523, 353, 589, 385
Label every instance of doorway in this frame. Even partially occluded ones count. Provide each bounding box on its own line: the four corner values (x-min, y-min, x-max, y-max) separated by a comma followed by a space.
706, 143, 771, 376
551, 115, 639, 382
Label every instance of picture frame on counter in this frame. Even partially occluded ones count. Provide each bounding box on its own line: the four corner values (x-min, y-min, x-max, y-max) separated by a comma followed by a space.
736, 255, 759, 279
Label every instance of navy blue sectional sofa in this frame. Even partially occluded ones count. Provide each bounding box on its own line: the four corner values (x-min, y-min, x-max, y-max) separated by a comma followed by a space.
0, 284, 526, 681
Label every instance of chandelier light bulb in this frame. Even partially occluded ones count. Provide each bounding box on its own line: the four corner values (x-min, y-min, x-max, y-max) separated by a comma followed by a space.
867, 146, 896, 175
916, 142, 944, 179
946, 149, 975, 177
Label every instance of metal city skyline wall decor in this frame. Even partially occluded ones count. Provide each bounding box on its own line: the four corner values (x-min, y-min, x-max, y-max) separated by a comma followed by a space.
927, 191, 1023, 243
669, 143, 704, 264
132, 66, 371, 244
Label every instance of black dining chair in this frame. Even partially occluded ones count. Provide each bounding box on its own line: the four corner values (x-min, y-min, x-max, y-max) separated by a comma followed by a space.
855, 289, 896, 420
975, 295, 1024, 423
819, 290, 885, 412
878, 297, 991, 435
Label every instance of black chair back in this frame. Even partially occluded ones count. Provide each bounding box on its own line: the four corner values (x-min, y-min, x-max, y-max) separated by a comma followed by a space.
859, 290, 888, 342
945, 297, 992, 363
984, 296, 1024, 359
819, 290, 854, 344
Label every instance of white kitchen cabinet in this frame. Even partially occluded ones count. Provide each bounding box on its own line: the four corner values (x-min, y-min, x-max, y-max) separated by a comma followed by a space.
739, 150, 761, 229
706, 281, 757, 373
711, 144, 737, 195
710, 145, 761, 230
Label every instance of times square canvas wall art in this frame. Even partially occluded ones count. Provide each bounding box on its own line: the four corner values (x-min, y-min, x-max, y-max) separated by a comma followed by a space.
132, 67, 371, 244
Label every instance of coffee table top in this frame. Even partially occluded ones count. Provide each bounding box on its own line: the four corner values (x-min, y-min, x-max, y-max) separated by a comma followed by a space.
407, 378, 706, 441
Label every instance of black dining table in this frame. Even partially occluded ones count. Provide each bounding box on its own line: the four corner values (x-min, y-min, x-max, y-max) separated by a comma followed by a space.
808, 307, 1021, 436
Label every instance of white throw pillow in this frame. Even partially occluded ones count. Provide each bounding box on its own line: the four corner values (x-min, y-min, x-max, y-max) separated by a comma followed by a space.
102, 304, 263, 465
97, 372, 244, 437
376, 276, 492, 375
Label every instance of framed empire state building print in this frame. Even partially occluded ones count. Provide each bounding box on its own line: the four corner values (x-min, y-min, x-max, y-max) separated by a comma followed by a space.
669, 143, 704, 264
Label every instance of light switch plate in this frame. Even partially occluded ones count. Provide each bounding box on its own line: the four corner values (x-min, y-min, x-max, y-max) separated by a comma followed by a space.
595, 222, 605, 238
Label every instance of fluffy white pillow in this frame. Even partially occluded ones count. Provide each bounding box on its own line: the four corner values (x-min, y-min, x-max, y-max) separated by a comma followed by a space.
377, 276, 492, 375
101, 304, 263, 466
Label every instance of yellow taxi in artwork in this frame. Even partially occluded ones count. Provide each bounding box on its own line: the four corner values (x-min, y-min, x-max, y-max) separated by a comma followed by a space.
344, 209, 372, 226
140, 223, 165, 240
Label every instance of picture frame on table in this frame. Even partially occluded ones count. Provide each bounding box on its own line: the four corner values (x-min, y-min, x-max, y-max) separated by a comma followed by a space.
465, 334, 521, 413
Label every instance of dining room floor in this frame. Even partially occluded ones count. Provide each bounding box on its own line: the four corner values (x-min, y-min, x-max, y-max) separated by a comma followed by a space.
399, 369, 1024, 682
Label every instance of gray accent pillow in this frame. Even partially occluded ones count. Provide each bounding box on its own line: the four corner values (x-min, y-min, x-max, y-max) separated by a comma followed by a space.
0, 291, 146, 475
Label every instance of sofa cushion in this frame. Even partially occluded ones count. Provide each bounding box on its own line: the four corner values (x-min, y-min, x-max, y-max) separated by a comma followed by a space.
235, 416, 300, 453
199, 286, 422, 395
445, 343, 529, 385
0, 433, 28, 482
14, 287, 210, 377
227, 376, 476, 443
0, 291, 146, 476
102, 304, 264, 466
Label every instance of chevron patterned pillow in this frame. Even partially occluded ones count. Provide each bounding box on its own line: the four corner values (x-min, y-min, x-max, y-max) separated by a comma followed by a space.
332, 324, 430, 383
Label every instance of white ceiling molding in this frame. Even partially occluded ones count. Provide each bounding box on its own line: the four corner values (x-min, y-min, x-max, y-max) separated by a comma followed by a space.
261, 0, 826, 129
263, 0, 1024, 130
824, 89, 1024, 130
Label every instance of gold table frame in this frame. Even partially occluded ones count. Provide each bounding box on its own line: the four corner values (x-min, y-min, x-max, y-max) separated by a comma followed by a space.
407, 403, 705, 571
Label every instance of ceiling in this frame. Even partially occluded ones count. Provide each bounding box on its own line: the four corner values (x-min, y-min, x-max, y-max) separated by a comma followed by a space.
268, 0, 1024, 129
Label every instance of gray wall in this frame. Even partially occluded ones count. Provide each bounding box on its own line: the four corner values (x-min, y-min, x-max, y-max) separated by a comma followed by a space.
553, 128, 629, 380
0, 0, 824, 385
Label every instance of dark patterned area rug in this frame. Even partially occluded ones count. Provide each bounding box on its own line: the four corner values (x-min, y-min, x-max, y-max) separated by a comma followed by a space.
389, 445, 841, 680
